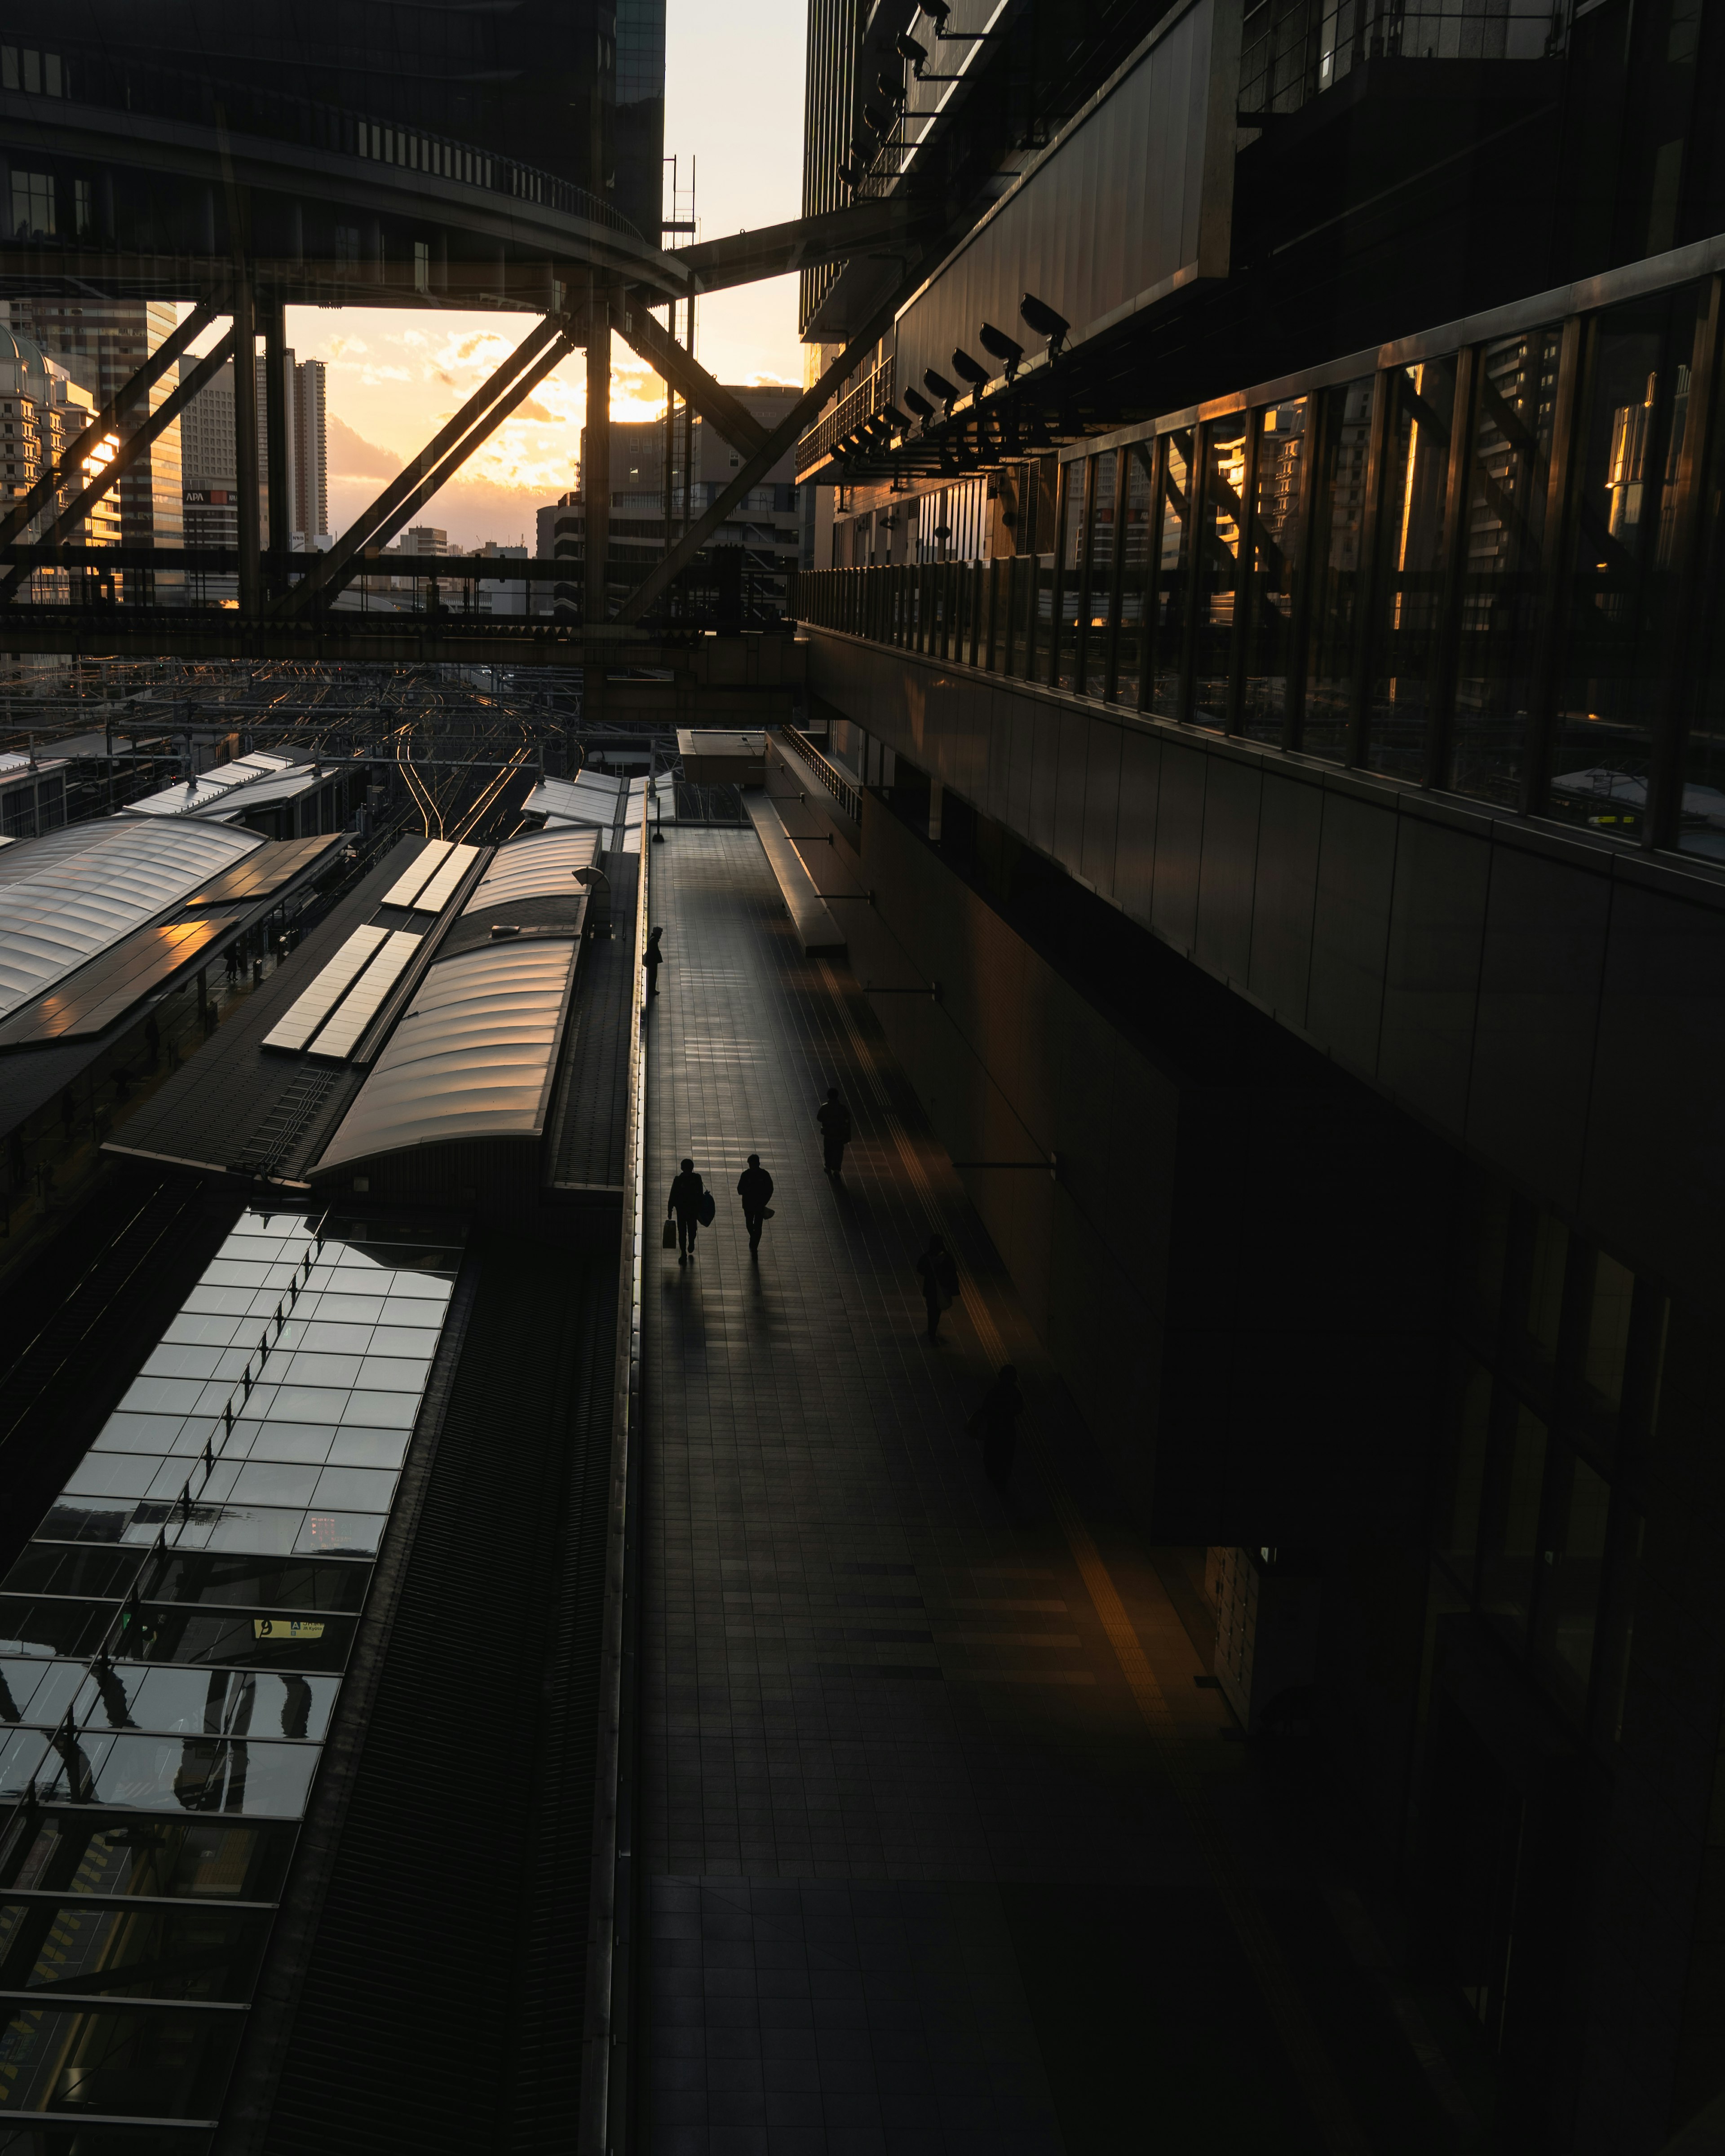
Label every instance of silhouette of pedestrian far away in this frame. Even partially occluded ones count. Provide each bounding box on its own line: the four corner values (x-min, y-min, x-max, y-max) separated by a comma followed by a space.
667, 1157, 704, 1262
916, 1233, 959, 1342
817, 1087, 851, 1177
970, 1365, 1024, 1491
737, 1154, 774, 1255
642, 924, 664, 997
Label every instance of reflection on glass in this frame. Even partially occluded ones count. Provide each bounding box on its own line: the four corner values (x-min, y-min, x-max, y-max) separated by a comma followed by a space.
0, 2001, 242, 2119
1452, 328, 1561, 804
1150, 433, 1191, 719
1055, 466, 1085, 691
1368, 357, 1457, 778
0, 1897, 270, 2002
2, 1813, 289, 1900
1240, 399, 1309, 743
1115, 446, 1153, 707
1480, 1405, 1547, 1643
1085, 453, 1117, 699
1303, 378, 1376, 760
1534, 1451, 1610, 1707
1583, 1252, 1636, 1410
1523, 1210, 1569, 1361
1552, 290, 1702, 838
1192, 417, 1247, 727
1436, 1358, 1493, 1589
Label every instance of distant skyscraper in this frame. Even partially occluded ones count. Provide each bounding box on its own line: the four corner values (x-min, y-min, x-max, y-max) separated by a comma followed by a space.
179, 349, 331, 556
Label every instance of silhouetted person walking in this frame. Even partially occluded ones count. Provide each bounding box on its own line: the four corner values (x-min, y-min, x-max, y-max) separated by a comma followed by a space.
737, 1154, 774, 1254
971, 1365, 1024, 1491
668, 1157, 704, 1262
916, 1233, 959, 1342
642, 924, 663, 998
818, 1087, 851, 1177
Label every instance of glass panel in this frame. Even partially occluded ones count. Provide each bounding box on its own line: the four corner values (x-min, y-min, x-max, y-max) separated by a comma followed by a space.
1, 1813, 292, 1900
72, 1665, 337, 1741
1452, 328, 1562, 805
1435, 1357, 1493, 1590
1085, 455, 1117, 699
1523, 1210, 1570, 1360
1240, 398, 1311, 744
1303, 377, 1376, 760
1191, 418, 1247, 727
1054, 466, 1086, 692
1534, 1453, 1610, 1708
1033, 553, 1056, 683
0, 1545, 146, 1600
0, 2001, 242, 2118
1150, 432, 1192, 719
1583, 1252, 1636, 1409
1479, 1405, 1547, 1644
120, 1606, 355, 1673
0, 1898, 270, 2001
1115, 446, 1154, 707
1367, 357, 1458, 778
1551, 289, 1703, 836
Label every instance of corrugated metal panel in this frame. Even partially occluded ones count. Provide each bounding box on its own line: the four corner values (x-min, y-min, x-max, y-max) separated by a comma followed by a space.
263, 926, 388, 1053
461, 828, 600, 912
0, 816, 263, 1021
408, 843, 482, 915
314, 940, 578, 1173
381, 839, 452, 910
307, 931, 424, 1062
129, 751, 296, 818
520, 773, 626, 827
891, 0, 1234, 402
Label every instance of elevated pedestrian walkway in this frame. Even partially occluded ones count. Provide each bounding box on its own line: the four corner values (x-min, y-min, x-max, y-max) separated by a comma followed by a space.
639, 826, 1483, 2154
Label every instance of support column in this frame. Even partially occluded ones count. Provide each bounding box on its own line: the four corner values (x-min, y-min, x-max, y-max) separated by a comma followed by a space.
585, 305, 611, 626
262, 294, 292, 595
232, 278, 261, 617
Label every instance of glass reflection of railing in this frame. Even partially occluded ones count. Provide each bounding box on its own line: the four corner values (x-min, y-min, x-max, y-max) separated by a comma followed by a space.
13, 43, 646, 241
1239, 0, 1559, 115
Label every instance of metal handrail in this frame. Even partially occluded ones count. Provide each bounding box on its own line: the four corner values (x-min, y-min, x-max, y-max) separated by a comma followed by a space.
776, 722, 862, 822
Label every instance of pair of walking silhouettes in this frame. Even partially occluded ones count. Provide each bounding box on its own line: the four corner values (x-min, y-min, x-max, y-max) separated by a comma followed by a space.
666, 1154, 774, 1262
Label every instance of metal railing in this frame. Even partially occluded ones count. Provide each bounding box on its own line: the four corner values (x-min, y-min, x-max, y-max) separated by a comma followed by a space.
796, 359, 897, 478
775, 723, 862, 823
9, 42, 646, 241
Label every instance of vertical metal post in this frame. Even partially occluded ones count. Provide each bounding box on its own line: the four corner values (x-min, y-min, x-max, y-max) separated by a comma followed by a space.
586, 301, 612, 627
262, 294, 292, 595
232, 277, 261, 616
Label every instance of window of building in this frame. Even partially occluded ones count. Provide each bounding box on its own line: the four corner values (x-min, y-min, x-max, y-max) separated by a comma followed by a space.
336, 225, 360, 275
1367, 356, 1459, 780
413, 240, 430, 294
1550, 287, 1704, 836
1084, 452, 1117, 700
1532, 1449, 1611, 1706
1114, 445, 1154, 710
1302, 376, 1376, 760
1451, 328, 1562, 806
1149, 432, 1192, 720
1053, 462, 1086, 692
72, 177, 92, 238
1192, 415, 1247, 727
1478, 1402, 1548, 1646
10, 171, 55, 239
1239, 398, 1310, 745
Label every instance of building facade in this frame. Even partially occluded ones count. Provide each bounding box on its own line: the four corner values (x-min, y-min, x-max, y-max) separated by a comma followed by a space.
179, 349, 330, 566
0, 327, 121, 600
791, 0, 1725, 2149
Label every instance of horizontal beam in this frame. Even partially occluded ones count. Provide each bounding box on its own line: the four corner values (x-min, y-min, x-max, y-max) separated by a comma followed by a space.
1, 547, 579, 579
664, 198, 939, 295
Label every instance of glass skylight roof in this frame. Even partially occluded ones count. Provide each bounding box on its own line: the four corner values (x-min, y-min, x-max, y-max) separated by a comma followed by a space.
0, 1207, 460, 2136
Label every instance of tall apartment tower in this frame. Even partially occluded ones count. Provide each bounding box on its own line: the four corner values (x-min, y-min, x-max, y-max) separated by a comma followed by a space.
4, 296, 183, 590
179, 349, 331, 559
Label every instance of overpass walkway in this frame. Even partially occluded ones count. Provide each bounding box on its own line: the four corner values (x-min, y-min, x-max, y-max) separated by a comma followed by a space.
639, 826, 1474, 2156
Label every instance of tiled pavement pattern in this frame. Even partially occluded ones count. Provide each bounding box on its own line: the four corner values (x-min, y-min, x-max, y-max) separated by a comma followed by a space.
641, 830, 1455, 2156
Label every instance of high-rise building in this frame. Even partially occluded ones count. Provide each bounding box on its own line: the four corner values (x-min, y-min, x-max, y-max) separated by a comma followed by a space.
178, 348, 331, 574
0, 328, 122, 599
4, 297, 182, 594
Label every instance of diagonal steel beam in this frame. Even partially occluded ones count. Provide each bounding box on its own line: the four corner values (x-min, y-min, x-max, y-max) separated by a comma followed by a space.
0, 330, 237, 605
0, 296, 223, 552
619, 279, 926, 626
666, 197, 940, 295
307, 332, 579, 612
277, 314, 567, 617
611, 300, 767, 461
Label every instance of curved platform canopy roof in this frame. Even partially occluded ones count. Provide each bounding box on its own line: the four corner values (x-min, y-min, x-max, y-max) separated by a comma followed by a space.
315, 940, 578, 1174
0, 814, 263, 1021
460, 827, 600, 913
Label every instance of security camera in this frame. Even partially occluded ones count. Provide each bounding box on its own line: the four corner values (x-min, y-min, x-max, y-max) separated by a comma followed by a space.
1019, 292, 1071, 356
978, 321, 1024, 379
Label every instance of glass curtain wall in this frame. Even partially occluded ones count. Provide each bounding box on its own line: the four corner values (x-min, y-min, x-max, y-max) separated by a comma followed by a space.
791, 268, 1725, 864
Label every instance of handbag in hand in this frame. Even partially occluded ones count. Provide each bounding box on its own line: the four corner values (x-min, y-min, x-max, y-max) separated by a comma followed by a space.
661, 1218, 678, 1250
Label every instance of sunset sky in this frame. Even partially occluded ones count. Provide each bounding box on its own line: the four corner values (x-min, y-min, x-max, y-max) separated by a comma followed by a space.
187, 0, 809, 550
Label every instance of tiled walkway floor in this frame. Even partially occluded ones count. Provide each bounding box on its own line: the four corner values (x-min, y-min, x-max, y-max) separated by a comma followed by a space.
640, 828, 1460, 2156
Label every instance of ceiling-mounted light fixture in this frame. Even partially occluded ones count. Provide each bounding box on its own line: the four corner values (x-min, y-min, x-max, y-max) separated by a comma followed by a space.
1019, 292, 1071, 359
978, 322, 1024, 380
